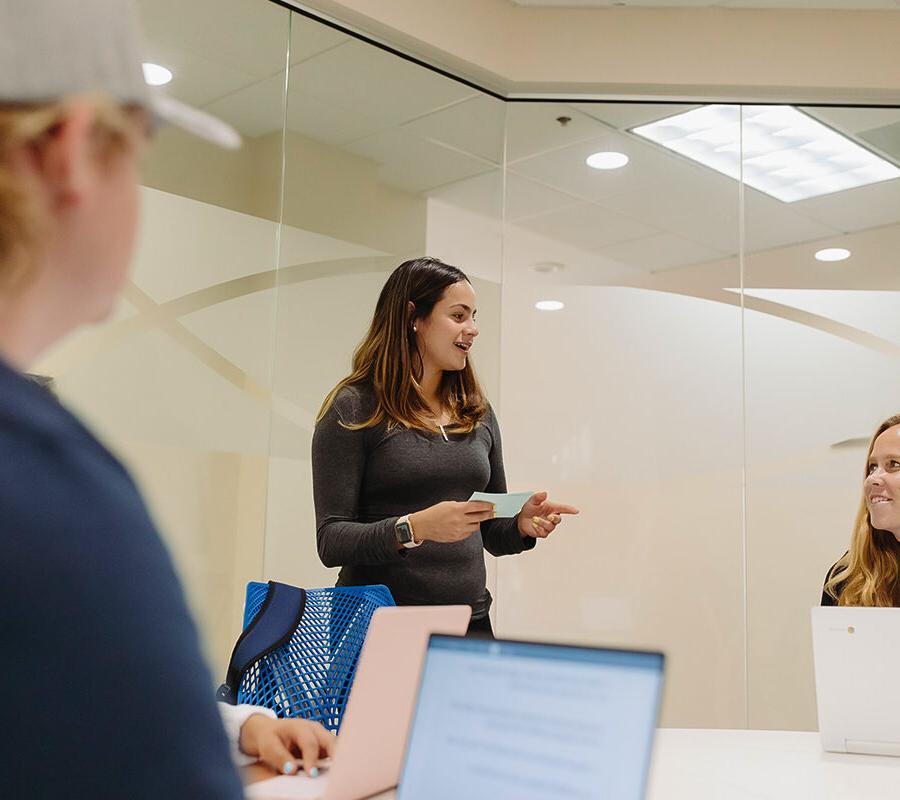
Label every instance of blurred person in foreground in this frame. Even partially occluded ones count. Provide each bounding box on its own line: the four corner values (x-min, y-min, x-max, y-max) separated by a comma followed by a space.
0, 2, 330, 797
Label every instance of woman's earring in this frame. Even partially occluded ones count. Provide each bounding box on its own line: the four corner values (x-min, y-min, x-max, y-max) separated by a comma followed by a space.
412, 325, 417, 333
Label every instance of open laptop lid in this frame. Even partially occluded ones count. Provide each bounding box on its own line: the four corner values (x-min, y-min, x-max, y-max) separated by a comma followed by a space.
324, 605, 471, 800
811, 606, 900, 757
397, 635, 665, 800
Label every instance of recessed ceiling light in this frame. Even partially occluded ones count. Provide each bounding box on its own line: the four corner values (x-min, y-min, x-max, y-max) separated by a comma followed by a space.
142, 62, 173, 86
586, 151, 629, 170
815, 247, 851, 262
631, 105, 900, 203
532, 261, 565, 273
535, 300, 564, 311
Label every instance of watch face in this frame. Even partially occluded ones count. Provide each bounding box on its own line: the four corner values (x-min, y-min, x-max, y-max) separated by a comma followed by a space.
396, 521, 413, 544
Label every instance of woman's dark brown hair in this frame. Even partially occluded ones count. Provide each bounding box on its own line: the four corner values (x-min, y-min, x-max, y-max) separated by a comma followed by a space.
317, 257, 488, 433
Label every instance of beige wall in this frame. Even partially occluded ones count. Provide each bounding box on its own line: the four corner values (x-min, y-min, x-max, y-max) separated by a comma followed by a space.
490, 276, 900, 730
742, 294, 900, 730
494, 281, 747, 728
143, 128, 426, 256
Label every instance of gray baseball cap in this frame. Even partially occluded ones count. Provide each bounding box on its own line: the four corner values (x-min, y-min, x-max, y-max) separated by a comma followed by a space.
0, 0, 240, 149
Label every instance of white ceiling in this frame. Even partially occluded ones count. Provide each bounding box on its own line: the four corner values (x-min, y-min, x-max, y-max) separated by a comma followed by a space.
138, 0, 900, 280
511, 1, 900, 8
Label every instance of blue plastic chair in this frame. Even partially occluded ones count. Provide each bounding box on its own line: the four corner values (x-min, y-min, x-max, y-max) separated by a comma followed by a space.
236, 582, 395, 732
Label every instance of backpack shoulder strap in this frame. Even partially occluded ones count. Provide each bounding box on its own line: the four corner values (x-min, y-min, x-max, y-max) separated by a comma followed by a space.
216, 581, 307, 705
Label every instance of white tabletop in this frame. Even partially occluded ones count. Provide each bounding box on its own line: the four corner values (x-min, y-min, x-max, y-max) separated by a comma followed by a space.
248, 728, 900, 799
646, 729, 900, 800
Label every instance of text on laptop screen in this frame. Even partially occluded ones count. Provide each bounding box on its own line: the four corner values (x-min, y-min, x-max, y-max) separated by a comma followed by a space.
398, 636, 664, 800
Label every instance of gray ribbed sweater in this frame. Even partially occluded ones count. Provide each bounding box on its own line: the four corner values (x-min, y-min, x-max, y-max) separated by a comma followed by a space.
311, 383, 534, 619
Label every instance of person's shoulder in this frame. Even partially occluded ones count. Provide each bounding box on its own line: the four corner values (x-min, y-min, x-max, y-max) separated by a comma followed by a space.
0, 410, 157, 570
0, 391, 132, 492
330, 382, 376, 423
821, 553, 848, 606
0, 362, 129, 473
0, 364, 77, 444
824, 553, 848, 582
478, 402, 499, 433
334, 382, 374, 403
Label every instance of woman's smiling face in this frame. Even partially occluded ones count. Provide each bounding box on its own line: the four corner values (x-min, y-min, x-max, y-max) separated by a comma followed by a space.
865, 423, 900, 539
415, 280, 479, 374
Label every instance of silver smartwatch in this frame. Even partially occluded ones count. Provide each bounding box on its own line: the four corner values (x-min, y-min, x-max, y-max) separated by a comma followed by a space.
395, 514, 422, 548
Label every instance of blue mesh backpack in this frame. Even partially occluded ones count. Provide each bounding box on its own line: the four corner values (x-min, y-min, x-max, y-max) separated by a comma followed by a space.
216, 581, 394, 732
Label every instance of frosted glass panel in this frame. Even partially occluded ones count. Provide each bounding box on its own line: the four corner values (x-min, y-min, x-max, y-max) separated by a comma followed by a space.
32, 0, 291, 679
743, 104, 900, 730
498, 102, 745, 728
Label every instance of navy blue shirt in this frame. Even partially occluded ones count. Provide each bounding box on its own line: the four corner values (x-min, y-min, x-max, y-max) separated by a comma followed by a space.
0, 359, 243, 798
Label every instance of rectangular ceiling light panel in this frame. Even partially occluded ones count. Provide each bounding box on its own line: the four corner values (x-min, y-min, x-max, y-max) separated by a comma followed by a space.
631, 105, 900, 203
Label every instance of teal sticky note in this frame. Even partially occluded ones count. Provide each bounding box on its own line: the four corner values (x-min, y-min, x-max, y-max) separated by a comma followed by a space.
468, 490, 534, 518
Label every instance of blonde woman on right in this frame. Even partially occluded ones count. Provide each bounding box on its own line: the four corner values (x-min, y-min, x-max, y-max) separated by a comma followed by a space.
822, 413, 900, 607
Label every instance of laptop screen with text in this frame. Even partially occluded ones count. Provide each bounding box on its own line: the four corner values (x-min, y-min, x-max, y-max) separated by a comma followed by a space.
397, 635, 664, 800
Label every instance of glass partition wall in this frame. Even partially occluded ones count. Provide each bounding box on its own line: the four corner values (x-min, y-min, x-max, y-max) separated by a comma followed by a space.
742, 105, 900, 729
33, 0, 291, 678
497, 103, 745, 728
66, 0, 900, 726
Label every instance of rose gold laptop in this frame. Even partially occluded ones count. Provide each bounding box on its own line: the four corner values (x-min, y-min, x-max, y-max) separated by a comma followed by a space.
246, 605, 472, 800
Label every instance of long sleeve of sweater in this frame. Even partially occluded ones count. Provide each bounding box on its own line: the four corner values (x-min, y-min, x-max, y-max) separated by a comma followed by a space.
312, 390, 407, 568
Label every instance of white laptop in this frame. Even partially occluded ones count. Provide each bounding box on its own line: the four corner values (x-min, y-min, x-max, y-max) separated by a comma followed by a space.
811, 606, 900, 757
246, 604, 471, 800
397, 635, 665, 800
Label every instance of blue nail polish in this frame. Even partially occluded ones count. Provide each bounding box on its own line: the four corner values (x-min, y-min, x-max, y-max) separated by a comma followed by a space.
309, 767, 319, 778
283, 761, 296, 775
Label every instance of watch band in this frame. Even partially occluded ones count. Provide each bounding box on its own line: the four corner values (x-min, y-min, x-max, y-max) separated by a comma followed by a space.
395, 514, 421, 548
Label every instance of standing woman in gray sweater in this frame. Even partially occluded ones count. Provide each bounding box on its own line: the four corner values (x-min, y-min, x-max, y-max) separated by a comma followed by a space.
312, 257, 578, 636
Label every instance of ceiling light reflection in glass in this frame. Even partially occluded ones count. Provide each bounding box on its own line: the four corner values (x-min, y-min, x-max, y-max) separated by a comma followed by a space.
142, 63, 173, 86
814, 247, 851, 262
631, 105, 900, 203
586, 151, 629, 170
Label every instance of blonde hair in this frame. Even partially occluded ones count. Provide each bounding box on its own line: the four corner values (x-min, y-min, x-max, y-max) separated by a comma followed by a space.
825, 413, 900, 606
317, 257, 488, 433
0, 94, 141, 289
